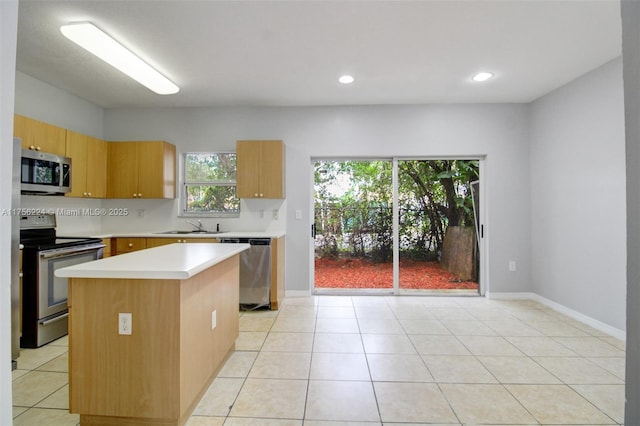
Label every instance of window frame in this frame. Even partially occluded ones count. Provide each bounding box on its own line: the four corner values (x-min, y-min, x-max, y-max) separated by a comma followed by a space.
179, 151, 240, 218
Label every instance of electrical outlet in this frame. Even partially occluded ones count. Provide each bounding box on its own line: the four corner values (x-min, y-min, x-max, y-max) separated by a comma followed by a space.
273, 209, 279, 220
137, 209, 145, 218
295, 209, 302, 220
211, 310, 217, 330
509, 261, 517, 272
119, 313, 132, 335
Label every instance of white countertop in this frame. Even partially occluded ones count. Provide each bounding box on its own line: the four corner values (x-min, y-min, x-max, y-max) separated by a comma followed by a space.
55, 243, 250, 280
77, 231, 285, 239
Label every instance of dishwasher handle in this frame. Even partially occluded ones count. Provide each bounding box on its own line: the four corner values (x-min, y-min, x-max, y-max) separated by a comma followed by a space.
221, 238, 271, 246
220, 238, 240, 244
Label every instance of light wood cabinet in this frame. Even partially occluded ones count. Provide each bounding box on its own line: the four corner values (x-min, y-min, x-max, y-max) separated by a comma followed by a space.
146, 237, 219, 247
65, 130, 107, 198
107, 141, 176, 199
14, 114, 67, 156
114, 237, 147, 255
101, 239, 112, 258
236, 140, 285, 199
68, 256, 240, 425
113, 237, 218, 254
270, 236, 285, 310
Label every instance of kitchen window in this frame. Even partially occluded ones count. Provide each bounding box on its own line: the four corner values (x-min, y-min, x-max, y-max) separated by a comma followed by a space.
181, 152, 240, 217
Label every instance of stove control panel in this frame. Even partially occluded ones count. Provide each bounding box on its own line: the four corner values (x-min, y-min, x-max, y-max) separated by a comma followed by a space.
20, 213, 56, 230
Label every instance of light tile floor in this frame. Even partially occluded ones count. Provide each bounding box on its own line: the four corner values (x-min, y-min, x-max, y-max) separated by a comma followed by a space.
12, 295, 626, 425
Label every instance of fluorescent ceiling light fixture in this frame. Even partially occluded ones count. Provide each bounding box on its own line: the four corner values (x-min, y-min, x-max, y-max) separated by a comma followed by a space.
60, 22, 179, 95
338, 75, 355, 84
472, 71, 494, 82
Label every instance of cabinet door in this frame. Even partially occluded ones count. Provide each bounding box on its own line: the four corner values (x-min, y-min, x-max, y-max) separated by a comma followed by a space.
107, 142, 139, 198
86, 136, 107, 198
66, 131, 107, 198
260, 140, 285, 198
181, 238, 218, 244
14, 114, 66, 156
137, 142, 176, 199
65, 130, 89, 198
147, 238, 218, 248
236, 140, 262, 198
114, 238, 146, 254
102, 239, 112, 258
146, 238, 182, 247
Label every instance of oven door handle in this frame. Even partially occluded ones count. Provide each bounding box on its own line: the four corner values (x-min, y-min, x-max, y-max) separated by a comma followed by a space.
39, 312, 69, 326
39, 243, 105, 259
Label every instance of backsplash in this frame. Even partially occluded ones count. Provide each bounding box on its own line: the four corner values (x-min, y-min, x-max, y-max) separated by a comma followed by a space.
20, 195, 286, 235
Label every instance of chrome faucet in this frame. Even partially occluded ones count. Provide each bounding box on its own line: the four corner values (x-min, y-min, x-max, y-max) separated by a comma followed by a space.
186, 219, 206, 232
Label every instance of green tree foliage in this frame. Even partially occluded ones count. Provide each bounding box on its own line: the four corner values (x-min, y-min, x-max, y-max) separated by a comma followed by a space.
184, 153, 239, 213
398, 160, 478, 258
314, 159, 478, 262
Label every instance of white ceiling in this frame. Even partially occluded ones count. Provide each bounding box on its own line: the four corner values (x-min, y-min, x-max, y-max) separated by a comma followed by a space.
16, 0, 622, 109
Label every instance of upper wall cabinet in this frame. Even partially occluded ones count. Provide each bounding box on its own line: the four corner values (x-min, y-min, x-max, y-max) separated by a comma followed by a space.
236, 140, 285, 199
107, 141, 176, 199
65, 130, 107, 198
14, 114, 66, 156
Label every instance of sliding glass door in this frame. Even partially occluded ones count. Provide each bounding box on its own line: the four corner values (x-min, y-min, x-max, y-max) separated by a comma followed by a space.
313, 160, 393, 291
397, 160, 480, 293
313, 158, 481, 294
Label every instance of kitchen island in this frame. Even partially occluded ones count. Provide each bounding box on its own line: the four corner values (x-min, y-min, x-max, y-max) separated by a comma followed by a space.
56, 243, 250, 426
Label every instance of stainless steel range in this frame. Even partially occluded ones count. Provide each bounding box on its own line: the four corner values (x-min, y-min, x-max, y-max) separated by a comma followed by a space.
20, 214, 105, 348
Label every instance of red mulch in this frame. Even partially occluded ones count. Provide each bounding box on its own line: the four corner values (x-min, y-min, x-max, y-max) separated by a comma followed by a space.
314, 257, 478, 290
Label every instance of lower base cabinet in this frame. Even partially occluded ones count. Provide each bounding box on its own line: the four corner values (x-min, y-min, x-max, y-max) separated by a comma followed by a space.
270, 236, 285, 310
68, 256, 240, 425
109, 236, 285, 310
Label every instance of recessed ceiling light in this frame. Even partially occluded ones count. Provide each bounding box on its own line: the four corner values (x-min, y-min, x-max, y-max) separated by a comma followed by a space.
60, 22, 179, 95
338, 75, 355, 84
472, 72, 494, 82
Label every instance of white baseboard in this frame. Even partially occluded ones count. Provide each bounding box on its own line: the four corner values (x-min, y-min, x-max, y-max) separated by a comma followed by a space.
486, 291, 536, 300
284, 290, 311, 298
487, 292, 626, 341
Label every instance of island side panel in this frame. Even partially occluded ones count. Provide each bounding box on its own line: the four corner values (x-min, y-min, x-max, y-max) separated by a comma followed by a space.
68, 277, 182, 420
179, 255, 240, 418
270, 236, 285, 310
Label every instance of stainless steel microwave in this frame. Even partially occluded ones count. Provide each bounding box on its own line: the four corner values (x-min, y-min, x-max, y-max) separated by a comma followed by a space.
21, 149, 71, 194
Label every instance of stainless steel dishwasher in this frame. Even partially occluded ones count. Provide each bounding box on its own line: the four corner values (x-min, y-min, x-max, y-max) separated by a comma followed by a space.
220, 238, 271, 308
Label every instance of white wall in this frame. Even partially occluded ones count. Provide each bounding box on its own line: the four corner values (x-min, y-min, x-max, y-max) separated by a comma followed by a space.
0, 1, 18, 423
530, 57, 626, 331
104, 104, 532, 293
15, 71, 104, 139
14, 71, 107, 234
622, 1, 640, 420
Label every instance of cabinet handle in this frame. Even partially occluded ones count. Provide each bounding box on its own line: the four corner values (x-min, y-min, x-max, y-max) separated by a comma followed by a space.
29, 145, 35, 150
36, 146, 41, 151
138, 193, 142, 198
87, 192, 92, 196
254, 193, 258, 197
128, 243, 133, 248
260, 193, 264, 197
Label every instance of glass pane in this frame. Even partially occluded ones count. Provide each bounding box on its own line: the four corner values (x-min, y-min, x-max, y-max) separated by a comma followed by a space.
185, 153, 236, 182
185, 185, 239, 214
314, 160, 393, 290
397, 159, 479, 293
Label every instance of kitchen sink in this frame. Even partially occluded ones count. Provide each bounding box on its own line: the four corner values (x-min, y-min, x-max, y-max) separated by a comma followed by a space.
155, 230, 221, 235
